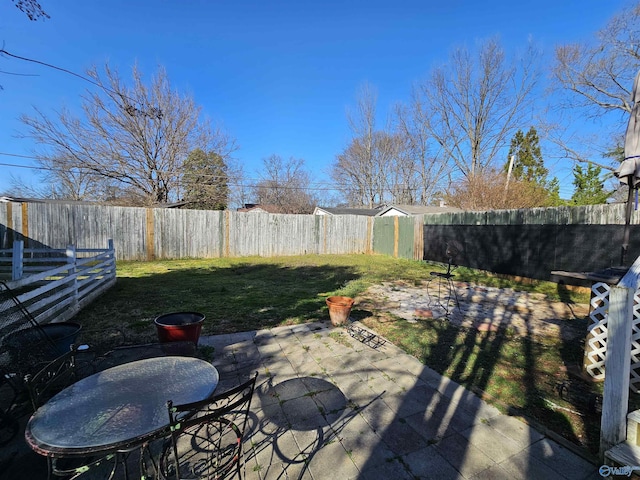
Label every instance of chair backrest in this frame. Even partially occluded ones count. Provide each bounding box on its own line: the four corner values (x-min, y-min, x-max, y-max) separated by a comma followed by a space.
92, 341, 196, 372
0, 281, 61, 373
162, 372, 258, 480
25, 345, 78, 410
0, 281, 46, 336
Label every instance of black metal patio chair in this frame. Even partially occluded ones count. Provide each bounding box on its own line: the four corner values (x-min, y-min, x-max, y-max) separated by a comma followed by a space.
24, 344, 80, 411
160, 372, 258, 480
0, 281, 69, 422
0, 281, 63, 367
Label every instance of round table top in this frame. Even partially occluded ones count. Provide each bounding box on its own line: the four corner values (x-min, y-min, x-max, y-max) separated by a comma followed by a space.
25, 356, 219, 456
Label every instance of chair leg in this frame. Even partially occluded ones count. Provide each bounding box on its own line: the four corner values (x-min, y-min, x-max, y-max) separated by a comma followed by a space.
50, 454, 118, 479
139, 441, 161, 480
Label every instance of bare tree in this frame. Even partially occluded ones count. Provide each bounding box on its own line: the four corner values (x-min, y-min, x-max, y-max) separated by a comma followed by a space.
549, 2, 640, 173
553, 2, 640, 117
332, 84, 398, 207
8, 155, 110, 201
394, 94, 452, 204
252, 155, 317, 214
19, 64, 236, 205
417, 37, 539, 178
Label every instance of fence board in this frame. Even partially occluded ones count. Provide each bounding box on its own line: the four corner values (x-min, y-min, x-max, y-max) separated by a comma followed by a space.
0, 204, 372, 260
422, 203, 636, 226
3, 201, 639, 262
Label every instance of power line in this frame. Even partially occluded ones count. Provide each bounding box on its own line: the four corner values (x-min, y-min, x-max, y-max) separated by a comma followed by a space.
0, 152, 40, 159
0, 49, 162, 118
0, 159, 344, 192
0, 69, 39, 77
0, 152, 580, 196
0, 48, 110, 91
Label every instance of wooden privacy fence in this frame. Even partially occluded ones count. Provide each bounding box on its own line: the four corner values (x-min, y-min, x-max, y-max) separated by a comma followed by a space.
372, 216, 424, 260
1, 203, 402, 261
420, 203, 635, 225
0, 239, 116, 325
421, 203, 640, 281
1, 201, 635, 263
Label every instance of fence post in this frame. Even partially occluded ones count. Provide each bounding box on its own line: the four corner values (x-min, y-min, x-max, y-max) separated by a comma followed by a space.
600, 257, 640, 460
12, 240, 23, 281
66, 244, 79, 311
107, 239, 116, 279
393, 216, 399, 258
224, 210, 231, 258
145, 208, 155, 261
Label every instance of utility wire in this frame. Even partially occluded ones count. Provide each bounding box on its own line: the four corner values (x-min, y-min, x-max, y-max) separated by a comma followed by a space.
0, 152, 338, 185
0, 48, 108, 91
0, 159, 345, 192
0, 48, 161, 118
0, 69, 39, 76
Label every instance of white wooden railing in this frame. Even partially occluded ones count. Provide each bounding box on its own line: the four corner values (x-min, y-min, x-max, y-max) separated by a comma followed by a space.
0, 239, 116, 325
600, 255, 640, 459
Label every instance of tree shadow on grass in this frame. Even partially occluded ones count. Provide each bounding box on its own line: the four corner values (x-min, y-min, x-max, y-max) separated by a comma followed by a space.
76, 263, 361, 342
355, 279, 596, 478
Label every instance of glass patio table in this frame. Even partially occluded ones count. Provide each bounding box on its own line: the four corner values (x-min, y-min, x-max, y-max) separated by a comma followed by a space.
25, 356, 219, 458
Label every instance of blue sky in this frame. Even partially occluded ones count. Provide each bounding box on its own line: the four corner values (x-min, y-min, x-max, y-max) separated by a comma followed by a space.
0, 0, 631, 201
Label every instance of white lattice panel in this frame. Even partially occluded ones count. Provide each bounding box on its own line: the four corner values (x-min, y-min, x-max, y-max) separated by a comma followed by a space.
584, 282, 609, 380
584, 282, 640, 393
630, 294, 640, 393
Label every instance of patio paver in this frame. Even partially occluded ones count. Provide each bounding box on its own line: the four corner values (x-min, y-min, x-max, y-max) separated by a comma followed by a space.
1, 320, 601, 479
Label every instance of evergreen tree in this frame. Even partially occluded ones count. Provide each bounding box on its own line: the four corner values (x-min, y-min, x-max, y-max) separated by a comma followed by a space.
505, 126, 563, 206
571, 163, 610, 205
545, 177, 565, 206
506, 127, 548, 183
183, 149, 229, 210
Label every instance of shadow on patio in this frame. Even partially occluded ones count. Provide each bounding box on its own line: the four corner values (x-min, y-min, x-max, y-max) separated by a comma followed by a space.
202, 318, 598, 480
0, 315, 599, 479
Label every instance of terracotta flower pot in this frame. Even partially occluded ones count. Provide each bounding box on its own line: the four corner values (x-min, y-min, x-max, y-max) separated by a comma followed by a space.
326, 296, 354, 326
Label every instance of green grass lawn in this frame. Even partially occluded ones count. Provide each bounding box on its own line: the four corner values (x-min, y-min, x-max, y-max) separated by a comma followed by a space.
77, 254, 602, 454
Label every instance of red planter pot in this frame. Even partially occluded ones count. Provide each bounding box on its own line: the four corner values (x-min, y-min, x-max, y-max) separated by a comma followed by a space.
154, 312, 205, 346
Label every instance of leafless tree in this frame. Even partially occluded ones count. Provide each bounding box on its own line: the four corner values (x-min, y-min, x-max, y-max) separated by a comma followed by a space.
416, 37, 539, 178
553, 2, 640, 117
332, 83, 399, 207
393, 94, 452, 204
252, 155, 318, 214
549, 2, 640, 172
8, 156, 109, 201
19, 64, 236, 205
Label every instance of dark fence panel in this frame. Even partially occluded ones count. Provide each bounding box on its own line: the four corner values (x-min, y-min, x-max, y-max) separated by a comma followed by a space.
424, 224, 640, 280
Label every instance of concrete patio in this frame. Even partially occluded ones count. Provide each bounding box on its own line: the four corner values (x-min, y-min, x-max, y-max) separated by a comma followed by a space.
204, 321, 600, 480
1, 320, 602, 479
